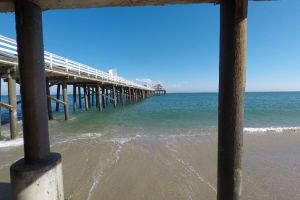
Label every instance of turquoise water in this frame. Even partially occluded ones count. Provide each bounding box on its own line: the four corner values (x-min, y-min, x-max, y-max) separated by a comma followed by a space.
1, 92, 300, 141
48, 92, 300, 140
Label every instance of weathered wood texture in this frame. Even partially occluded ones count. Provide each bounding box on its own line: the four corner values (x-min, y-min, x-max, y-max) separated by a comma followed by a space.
62, 81, 69, 120
15, 0, 50, 162
217, 0, 248, 200
56, 84, 61, 111
46, 78, 53, 120
0, 0, 219, 12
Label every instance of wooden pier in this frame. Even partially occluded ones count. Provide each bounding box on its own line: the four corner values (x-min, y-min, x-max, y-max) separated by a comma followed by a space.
0, 35, 154, 140
0, 0, 272, 200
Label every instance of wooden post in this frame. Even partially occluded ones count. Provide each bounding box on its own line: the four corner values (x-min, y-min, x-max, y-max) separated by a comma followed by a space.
8, 71, 18, 139
129, 88, 132, 103
84, 84, 89, 111
56, 84, 60, 112
46, 78, 53, 120
73, 84, 77, 112
78, 85, 82, 109
91, 87, 95, 106
15, 0, 50, 161
62, 81, 69, 120
106, 88, 109, 106
96, 86, 102, 111
102, 87, 106, 109
112, 86, 116, 108
0, 76, 2, 137
121, 87, 125, 105
217, 1, 248, 200
87, 86, 90, 108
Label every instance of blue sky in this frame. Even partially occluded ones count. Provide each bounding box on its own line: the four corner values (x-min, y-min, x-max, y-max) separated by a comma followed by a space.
0, 0, 300, 93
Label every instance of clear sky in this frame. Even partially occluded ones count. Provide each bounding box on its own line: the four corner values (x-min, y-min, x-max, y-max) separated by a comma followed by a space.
0, 0, 300, 93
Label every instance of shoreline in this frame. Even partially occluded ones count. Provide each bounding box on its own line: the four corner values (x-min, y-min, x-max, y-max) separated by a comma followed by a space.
1, 131, 300, 200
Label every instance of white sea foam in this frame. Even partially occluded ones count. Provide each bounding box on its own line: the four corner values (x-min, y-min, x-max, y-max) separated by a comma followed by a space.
52, 132, 102, 146
0, 138, 23, 149
244, 126, 300, 134
110, 134, 142, 163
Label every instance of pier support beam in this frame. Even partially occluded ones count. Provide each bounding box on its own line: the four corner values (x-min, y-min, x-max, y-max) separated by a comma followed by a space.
112, 86, 117, 108
0, 76, 2, 137
73, 84, 77, 112
8, 70, 18, 139
87, 86, 91, 108
121, 87, 125, 106
46, 78, 53, 120
12, 1, 64, 199
62, 81, 69, 120
217, 1, 248, 200
84, 84, 89, 111
96, 85, 102, 111
102, 87, 106, 109
56, 84, 61, 112
78, 85, 82, 109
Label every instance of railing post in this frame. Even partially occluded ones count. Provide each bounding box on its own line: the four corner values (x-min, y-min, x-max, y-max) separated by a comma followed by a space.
217, 0, 248, 200
12, 1, 64, 199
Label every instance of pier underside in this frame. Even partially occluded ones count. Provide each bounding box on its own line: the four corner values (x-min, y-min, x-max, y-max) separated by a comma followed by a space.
0, 0, 268, 12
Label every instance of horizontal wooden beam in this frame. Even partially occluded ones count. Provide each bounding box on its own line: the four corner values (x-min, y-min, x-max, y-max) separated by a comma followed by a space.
0, 0, 272, 12
48, 95, 67, 105
0, 101, 13, 110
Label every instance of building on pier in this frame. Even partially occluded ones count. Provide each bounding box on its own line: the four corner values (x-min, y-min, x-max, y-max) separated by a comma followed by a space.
153, 84, 166, 95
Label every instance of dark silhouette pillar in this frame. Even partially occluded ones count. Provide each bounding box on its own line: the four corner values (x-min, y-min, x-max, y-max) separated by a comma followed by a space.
46, 78, 53, 120
217, 1, 248, 200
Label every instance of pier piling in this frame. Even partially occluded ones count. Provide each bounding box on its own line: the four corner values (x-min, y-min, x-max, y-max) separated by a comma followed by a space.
56, 84, 61, 112
8, 70, 18, 139
73, 84, 77, 112
78, 85, 82, 109
217, 0, 248, 200
84, 84, 89, 111
63, 81, 69, 120
46, 78, 53, 120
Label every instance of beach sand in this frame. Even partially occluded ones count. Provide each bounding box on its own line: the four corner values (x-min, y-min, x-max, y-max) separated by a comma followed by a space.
1, 132, 300, 200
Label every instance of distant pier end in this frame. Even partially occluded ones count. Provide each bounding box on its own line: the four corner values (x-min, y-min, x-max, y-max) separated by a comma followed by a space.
153, 84, 166, 96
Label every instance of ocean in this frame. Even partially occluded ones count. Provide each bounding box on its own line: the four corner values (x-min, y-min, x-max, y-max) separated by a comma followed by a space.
1, 92, 300, 199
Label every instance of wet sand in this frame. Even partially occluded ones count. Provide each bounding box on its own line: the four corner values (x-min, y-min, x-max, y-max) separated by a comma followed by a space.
1, 132, 300, 200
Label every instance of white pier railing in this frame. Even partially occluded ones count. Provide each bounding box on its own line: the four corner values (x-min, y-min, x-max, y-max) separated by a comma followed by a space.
0, 35, 153, 91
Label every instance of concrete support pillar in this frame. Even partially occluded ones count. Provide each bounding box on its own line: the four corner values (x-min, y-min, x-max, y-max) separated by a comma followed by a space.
12, 1, 64, 199
78, 85, 82, 109
46, 78, 53, 120
55, 84, 60, 112
8, 70, 18, 139
62, 81, 69, 120
217, 1, 248, 200
73, 84, 76, 112
84, 84, 89, 111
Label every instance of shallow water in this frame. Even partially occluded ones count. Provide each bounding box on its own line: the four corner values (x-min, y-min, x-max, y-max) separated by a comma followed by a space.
1, 92, 300, 199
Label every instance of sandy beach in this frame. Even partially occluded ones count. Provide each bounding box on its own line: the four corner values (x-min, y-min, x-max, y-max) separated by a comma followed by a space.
1, 131, 300, 200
